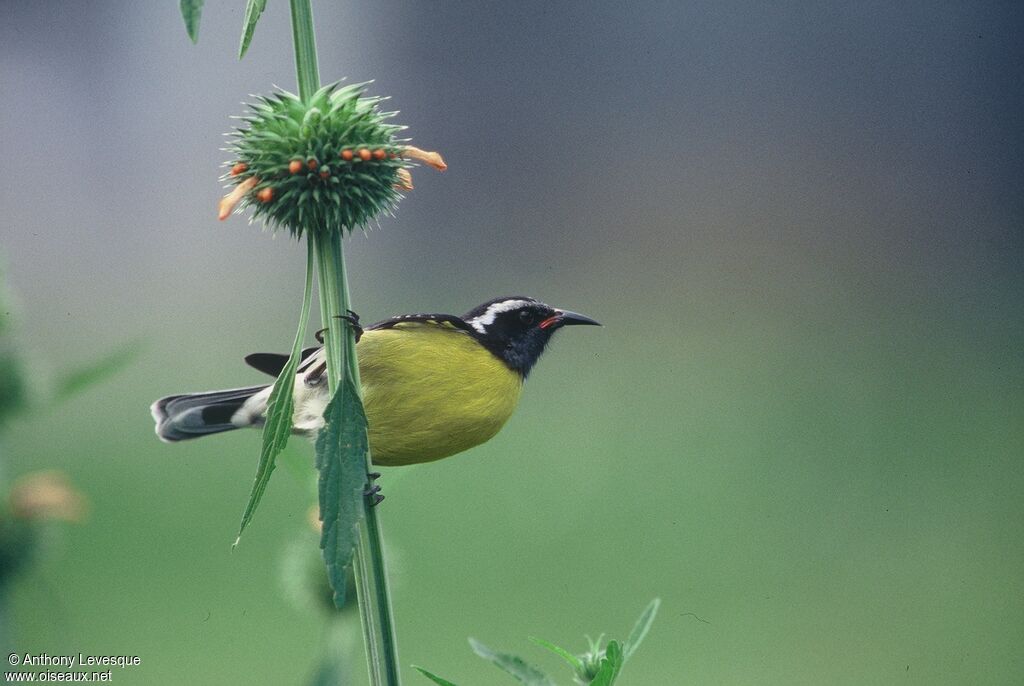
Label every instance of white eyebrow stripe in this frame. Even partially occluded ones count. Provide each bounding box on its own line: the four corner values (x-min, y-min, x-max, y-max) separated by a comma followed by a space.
467, 299, 533, 333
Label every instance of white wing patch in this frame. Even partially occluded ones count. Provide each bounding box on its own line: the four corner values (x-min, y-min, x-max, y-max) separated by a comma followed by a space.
467, 299, 533, 333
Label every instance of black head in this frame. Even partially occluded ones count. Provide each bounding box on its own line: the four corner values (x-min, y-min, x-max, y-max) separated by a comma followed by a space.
462, 296, 601, 377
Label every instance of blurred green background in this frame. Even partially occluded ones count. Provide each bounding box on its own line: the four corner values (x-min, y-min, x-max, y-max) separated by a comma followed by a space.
1, 1, 1022, 684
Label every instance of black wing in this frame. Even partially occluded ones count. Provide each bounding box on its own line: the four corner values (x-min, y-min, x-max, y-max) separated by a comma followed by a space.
366, 313, 476, 334
249, 315, 474, 384
244, 346, 321, 377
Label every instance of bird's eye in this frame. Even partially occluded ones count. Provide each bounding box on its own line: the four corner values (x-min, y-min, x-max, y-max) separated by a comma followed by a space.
519, 310, 535, 325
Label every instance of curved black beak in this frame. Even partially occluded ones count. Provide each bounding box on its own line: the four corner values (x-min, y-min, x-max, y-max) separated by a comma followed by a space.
540, 308, 602, 329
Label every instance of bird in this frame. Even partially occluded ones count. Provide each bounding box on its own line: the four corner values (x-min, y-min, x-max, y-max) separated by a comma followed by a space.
151, 296, 600, 466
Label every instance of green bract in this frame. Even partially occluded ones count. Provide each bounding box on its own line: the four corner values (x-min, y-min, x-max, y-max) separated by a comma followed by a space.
226, 82, 407, 236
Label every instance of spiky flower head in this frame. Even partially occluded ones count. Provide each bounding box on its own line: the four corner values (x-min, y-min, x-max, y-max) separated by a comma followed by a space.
220, 81, 441, 237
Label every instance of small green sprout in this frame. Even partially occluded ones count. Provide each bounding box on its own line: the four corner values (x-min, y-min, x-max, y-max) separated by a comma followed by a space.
415, 599, 661, 686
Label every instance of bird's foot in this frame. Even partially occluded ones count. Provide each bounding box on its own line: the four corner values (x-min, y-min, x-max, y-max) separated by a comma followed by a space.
336, 310, 364, 342
364, 472, 383, 507
314, 311, 363, 344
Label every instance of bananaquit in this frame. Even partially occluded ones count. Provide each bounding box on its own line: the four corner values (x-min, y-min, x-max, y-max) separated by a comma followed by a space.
151, 296, 600, 465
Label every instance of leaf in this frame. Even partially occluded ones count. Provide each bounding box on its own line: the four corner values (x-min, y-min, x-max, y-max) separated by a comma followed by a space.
238, 0, 268, 58
468, 638, 557, 686
623, 598, 661, 661
54, 344, 139, 400
528, 637, 584, 673
234, 242, 314, 545
179, 0, 203, 43
413, 667, 460, 686
315, 374, 369, 608
588, 641, 623, 686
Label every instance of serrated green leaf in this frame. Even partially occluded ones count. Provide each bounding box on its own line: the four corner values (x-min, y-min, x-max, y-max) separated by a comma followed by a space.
589, 641, 623, 686
469, 638, 557, 686
315, 374, 369, 608
54, 344, 139, 401
413, 667, 460, 686
528, 637, 584, 673
623, 598, 660, 661
238, 0, 268, 58
234, 242, 314, 545
179, 0, 203, 43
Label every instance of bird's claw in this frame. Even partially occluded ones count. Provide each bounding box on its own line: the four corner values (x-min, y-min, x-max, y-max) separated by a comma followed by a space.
315, 311, 363, 344
336, 310, 364, 342
363, 471, 384, 507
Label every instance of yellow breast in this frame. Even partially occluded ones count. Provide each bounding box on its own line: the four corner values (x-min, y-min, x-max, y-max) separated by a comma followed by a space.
356, 322, 523, 466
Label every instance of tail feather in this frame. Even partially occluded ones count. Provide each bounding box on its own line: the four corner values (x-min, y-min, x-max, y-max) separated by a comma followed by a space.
151, 385, 267, 443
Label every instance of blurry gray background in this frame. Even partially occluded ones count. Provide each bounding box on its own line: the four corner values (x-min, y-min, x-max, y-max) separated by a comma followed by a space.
2, 1, 1022, 684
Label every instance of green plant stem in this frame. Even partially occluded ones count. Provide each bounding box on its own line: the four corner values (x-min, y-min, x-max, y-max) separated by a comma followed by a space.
313, 232, 347, 390
314, 232, 401, 686
289, 0, 319, 101
290, 1, 402, 684
314, 235, 403, 686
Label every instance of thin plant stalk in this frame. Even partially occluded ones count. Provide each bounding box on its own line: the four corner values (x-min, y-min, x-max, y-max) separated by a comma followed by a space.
314, 232, 401, 686
289, 0, 402, 683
